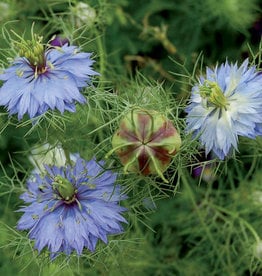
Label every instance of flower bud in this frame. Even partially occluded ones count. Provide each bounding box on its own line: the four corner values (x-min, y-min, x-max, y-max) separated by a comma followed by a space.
253, 240, 262, 260
0, 2, 12, 21
70, 2, 96, 28
109, 108, 181, 182
49, 35, 70, 47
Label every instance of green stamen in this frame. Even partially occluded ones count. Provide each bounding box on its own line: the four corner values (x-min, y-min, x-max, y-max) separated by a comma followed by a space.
52, 175, 76, 203
15, 33, 46, 75
200, 81, 228, 108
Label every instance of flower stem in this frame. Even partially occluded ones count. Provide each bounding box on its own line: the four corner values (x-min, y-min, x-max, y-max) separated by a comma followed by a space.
180, 170, 228, 268
95, 29, 106, 87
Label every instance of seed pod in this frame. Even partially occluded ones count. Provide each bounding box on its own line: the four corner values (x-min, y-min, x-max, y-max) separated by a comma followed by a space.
109, 108, 181, 182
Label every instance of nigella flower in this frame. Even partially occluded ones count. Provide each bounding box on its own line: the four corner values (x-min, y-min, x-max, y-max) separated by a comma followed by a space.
186, 59, 262, 159
17, 157, 127, 258
0, 34, 99, 120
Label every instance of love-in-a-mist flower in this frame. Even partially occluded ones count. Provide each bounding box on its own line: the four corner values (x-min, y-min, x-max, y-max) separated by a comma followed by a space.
17, 157, 127, 258
0, 34, 98, 120
186, 59, 262, 160
108, 108, 181, 183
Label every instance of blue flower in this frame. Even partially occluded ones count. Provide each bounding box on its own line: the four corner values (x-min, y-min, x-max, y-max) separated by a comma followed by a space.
0, 36, 98, 120
186, 59, 262, 159
17, 157, 127, 258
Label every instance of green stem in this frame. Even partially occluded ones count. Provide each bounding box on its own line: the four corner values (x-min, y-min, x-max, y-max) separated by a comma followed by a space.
95, 29, 106, 87
209, 203, 260, 242
180, 170, 228, 268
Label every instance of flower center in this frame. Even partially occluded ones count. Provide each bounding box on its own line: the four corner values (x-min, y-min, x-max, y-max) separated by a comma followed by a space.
199, 81, 228, 108
18, 35, 47, 75
52, 175, 76, 204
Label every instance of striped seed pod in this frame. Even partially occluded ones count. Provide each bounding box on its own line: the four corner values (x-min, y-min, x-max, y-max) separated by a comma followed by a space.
110, 108, 181, 182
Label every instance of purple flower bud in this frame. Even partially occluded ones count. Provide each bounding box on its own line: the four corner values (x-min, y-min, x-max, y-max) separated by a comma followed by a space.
49, 35, 70, 47
191, 153, 216, 183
